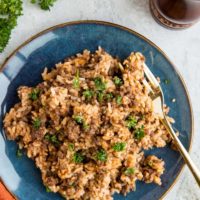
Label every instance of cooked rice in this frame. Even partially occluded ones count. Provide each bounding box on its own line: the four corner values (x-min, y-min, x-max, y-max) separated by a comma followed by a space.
3, 48, 172, 200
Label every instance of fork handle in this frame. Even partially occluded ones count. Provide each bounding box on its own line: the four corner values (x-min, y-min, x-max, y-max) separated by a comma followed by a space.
162, 117, 200, 187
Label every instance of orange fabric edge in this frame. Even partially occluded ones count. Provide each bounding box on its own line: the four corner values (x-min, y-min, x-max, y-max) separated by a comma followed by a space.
0, 182, 15, 200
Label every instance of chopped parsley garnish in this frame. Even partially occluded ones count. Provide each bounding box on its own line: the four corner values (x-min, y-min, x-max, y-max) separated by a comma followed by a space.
125, 116, 137, 130
113, 76, 123, 86
96, 149, 107, 161
68, 143, 74, 151
73, 70, 80, 89
44, 134, 51, 140
72, 115, 89, 130
16, 148, 23, 157
97, 91, 104, 103
44, 134, 60, 145
83, 89, 94, 100
112, 142, 126, 152
94, 77, 106, 91
134, 125, 145, 140
164, 79, 170, 84
116, 95, 122, 105
32, 118, 41, 129
72, 115, 83, 124
45, 186, 51, 192
73, 152, 84, 163
83, 122, 90, 131
29, 88, 40, 101
124, 167, 135, 175
105, 93, 114, 101
50, 135, 59, 144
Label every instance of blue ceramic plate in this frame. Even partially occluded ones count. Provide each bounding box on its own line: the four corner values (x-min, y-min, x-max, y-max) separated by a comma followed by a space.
0, 21, 193, 200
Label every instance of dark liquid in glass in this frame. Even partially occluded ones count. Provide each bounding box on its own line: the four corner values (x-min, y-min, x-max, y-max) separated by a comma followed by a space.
150, 0, 200, 29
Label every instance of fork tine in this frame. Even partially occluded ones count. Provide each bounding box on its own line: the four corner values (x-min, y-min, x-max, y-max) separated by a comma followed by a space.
142, 79, 154, 94
143, 63, 160, 89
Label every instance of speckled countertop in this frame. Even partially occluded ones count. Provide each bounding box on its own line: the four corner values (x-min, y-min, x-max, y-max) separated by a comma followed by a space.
0, 0, 200, 199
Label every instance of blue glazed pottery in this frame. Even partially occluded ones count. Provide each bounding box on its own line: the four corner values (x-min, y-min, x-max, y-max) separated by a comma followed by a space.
0, 21, 193, 200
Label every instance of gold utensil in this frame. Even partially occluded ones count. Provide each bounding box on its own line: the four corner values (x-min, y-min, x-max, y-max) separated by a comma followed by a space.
143, 63, 200, 186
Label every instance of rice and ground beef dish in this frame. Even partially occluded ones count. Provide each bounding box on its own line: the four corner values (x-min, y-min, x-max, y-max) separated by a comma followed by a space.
3, 48, 174, 200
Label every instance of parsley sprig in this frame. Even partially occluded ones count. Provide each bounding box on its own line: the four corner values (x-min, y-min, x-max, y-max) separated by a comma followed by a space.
96, 149, 107, 161
83, 89, 94, 100
0, 0, 58, 53
44, 134, 60, 145
113, 76, 123, 86
72, 115, 89, 131
112, 142, 126, 152
94, 77, 106, 91
105, 93, 114, 101
31, 0, 58, 10
68, 143, 75, 151
32, 118, 41, 129
73, 152, 84, 163
125, 116, 137, 130
124, 167, 135, 175
116, 95, 122, 105
16, 148, 23, 157
134, 125, 145, 140
0, 0, 23, 52
45, 186, 51, 192
29, 88, 40, 101
73, 70, 80, 89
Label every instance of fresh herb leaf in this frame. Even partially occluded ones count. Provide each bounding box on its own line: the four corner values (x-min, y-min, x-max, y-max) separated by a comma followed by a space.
50, 135, 59, 144
113, 76, 123, 86
29, 88, 40, 101
73, 115, 89, 130
164, 79, 170, 84
73, 70, 80, 89
112, 142, 126, 152
97, 91, 104, 103
125, 116, 137, 130
32, 118, 41, 129
40, 0, 57, 10
44, 134, 51, 141
83, 89, 94, 100
83, 122, 90, 131
44, 134, 60, 145
0, 0, 23, 52
72, 115, 83, 124
16, 148, 23, 157
105, 93, 114, 101
96, 149, 107, 161
124, 167, 135, 175
94, 77, 106, 91
134, 125, 145, 140
116, 95, 122, 105
45, 186, 51, 192
73, 152, 84, 163
31, 0, 58, 10
68, 143, 74, 151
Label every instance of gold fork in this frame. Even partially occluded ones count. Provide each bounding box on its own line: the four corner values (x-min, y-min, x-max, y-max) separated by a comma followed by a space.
143, 63, 200, 186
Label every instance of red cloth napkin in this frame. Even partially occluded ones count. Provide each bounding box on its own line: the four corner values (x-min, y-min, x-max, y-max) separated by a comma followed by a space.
0, 182, 15, 200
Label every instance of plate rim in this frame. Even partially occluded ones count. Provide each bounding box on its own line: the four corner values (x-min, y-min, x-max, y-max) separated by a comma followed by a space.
0, 20, 194, 200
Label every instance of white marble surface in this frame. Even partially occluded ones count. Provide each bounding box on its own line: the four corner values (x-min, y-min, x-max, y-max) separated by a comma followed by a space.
0, 0, 200, 199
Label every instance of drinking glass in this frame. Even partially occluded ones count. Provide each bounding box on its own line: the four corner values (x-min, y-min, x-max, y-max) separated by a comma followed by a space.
150, 0, 200, 29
